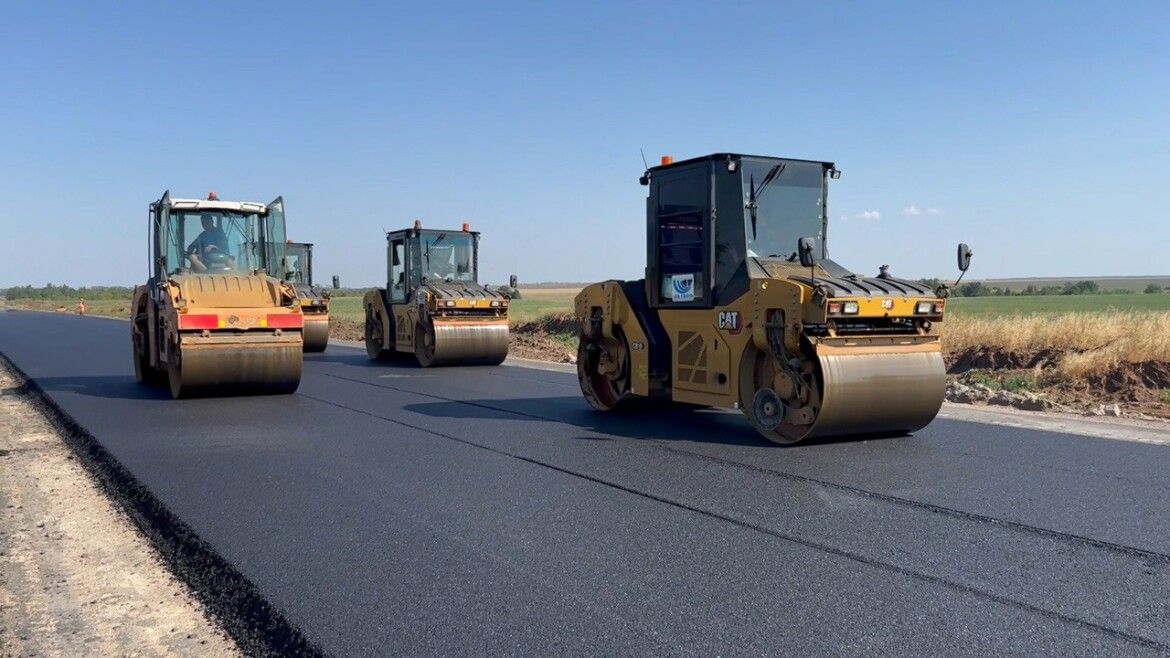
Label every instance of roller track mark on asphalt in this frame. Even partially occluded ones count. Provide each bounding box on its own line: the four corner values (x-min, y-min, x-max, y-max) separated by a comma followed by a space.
474, 368, 582, 388
650, 443, 1170, 565
324, 372, 1170, 566
909, 440, 1170, 492
301, 385, 1170, 652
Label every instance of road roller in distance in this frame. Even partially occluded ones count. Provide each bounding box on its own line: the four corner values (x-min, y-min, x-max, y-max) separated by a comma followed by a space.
284, 241, 331, 352
131, 191, 304, 398
364, 221, 509, 366
575, 153, 971, 444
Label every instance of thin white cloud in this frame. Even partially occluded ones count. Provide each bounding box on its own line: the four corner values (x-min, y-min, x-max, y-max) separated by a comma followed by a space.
854, 210, 881, 220
901, 205, 943, 217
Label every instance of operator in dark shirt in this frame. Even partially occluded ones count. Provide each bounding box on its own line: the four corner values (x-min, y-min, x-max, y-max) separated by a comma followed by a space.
186, 214, 233, 272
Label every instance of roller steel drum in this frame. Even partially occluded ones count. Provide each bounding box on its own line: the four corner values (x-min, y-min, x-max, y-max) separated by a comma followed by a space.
416, 320, 509, 367
168, 337, 302, 399
744, 347, 945, 444
807, 350, 945, 438
302, 317, 330, 353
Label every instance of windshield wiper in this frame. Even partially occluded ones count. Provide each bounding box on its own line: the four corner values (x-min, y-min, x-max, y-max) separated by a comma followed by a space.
747, 163, 786, 240
423, 233, 447, 278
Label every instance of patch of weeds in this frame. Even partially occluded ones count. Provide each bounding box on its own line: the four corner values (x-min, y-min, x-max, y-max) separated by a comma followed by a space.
1161, 389, 1170, 405
1001, 373, 1038, 392
961, 370, 1000, 390
961, 369, 1039, 393
548, 332, 578, 349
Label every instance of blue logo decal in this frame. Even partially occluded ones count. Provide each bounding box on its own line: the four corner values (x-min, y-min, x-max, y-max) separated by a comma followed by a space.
671, 274, 695, 302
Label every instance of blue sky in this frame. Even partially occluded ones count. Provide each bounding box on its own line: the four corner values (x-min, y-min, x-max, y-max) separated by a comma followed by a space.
1, 1, 1167, 287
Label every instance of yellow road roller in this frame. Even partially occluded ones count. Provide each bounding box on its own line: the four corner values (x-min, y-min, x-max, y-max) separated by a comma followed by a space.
131, 191, 304, 398
364, 221, 509, 366
284, 241, 330, 352
575, 154, 971, 443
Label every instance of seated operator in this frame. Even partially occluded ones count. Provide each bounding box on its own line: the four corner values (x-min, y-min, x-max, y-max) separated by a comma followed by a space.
425, 250, 457, 281
186, 214, 234, 272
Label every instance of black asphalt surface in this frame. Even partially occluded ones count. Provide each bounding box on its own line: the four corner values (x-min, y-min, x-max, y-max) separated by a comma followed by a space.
2, 310, 1169, 656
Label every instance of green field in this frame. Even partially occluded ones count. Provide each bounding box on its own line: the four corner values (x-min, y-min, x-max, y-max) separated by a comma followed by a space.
946, 293, 1170, 317
977, 276, 1170, 292
325, 296, 364, 321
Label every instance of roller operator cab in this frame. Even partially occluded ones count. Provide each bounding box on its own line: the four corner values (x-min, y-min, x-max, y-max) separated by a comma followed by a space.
284, 241, 331, 352
363, 222, 510, 366
575, 154, 972, 444
131, 192, 304, 398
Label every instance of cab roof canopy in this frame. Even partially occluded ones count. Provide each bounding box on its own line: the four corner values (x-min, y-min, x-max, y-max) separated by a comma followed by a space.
386, 226, 480, 238
164, 198, 269, 214
647, 152, 835, 173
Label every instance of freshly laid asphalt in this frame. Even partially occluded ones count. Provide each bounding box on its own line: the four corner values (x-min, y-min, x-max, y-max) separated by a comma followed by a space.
2, 310, 1169, 656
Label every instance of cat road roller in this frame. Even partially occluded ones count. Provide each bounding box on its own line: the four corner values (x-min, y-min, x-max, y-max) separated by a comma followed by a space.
284, 241, 331, 352
575, 153, 972, 444
131, 192, 304, 398
364, 221, 509, 366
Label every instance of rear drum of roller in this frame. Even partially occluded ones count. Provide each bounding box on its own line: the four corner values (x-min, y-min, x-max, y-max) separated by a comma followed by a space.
168, 342, 302, 399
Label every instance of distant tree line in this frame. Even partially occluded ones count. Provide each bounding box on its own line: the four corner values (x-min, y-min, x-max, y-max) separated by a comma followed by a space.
914, 279, 1169, 297
2, 284, 136, 300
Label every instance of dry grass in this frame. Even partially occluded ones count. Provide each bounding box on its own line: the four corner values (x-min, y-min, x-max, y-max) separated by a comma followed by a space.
943, 311, 1170, 378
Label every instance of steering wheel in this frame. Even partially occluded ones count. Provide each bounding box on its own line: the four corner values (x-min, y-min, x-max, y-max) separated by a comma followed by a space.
203, 250, 232, 270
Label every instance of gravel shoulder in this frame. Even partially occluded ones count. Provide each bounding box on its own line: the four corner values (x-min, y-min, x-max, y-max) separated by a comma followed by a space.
0, 360, 240, 657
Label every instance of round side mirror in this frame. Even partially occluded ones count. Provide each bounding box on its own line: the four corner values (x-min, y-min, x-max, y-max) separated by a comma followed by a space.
957, 243, 973, 272
798, 237, 818, 268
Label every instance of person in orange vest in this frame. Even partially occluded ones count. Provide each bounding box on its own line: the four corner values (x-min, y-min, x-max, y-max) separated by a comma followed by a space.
77, 298, 86, 315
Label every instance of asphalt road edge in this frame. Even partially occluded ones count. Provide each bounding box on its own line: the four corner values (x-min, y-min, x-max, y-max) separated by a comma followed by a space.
0, 351, 324, 658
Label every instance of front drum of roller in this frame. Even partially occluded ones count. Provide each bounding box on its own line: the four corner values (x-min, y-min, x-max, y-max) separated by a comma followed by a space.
417, 320, 509, 366
807, 350, 945, 439
302, 317, 330, 353
168, 343, 303, 399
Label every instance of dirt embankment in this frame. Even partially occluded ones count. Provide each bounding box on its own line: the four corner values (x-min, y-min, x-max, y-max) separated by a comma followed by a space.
508, 315, 579, 362
0, 361, 240, 657
946, 346, 1170, 417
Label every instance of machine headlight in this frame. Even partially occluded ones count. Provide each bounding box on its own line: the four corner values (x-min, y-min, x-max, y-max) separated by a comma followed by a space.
842, 301, 859, 315
445, 300, 456, 307
490, 300, 501, 307
915, 301, 934, 314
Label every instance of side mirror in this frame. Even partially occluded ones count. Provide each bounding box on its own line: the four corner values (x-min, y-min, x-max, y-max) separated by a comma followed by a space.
798, 237, 818, 268
509, 274, 519, 289
957, 243, 972, 272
